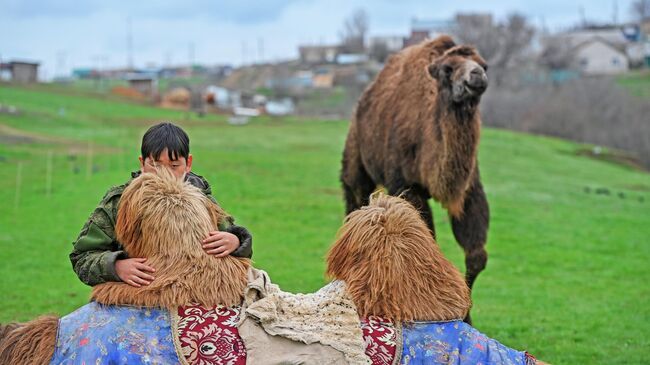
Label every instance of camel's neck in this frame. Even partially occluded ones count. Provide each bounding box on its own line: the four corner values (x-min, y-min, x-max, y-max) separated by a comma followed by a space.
426, 98, 481, 215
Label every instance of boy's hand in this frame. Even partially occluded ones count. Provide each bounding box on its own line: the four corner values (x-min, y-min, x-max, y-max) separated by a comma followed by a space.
115, 258, 156, 287
202, 231, 240, 257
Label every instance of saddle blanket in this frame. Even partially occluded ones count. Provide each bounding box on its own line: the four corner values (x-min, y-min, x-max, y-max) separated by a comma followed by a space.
360, 316, 537, 365
51, 302, 245, 365
51, 302, 535, 365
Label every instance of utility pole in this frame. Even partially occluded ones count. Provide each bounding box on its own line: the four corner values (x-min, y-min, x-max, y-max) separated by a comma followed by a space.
257, 37, 264, 64
165, 51, 172, 68
241, 41, 247, 66
188, 42, 195, 66
127, 17, 133, 70
56, 51, 67, 79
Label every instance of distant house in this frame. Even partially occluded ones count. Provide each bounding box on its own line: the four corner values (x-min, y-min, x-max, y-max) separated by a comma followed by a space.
573, 38, 629, 75
1, 61, 40, 83
545, 27, 636, 74
336, 53, 369, 65
127, 74, 158, 98
298, 45, 339, 64
159, 67, 190, 79
312, 68, 334, 88
266, 70, 314, 90
404, 18, 455, 47
333, 66, 370, 87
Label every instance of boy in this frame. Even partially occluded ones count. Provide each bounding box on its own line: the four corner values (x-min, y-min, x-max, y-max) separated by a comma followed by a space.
70, 122, 252, 287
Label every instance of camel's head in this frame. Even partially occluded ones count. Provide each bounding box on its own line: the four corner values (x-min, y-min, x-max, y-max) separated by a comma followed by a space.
116, 168, 225, 259
326, 193, 471, 321
428, 44, 488, 103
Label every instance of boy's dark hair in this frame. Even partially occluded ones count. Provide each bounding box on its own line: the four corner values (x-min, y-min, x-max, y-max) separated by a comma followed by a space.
141, 122, 190, 161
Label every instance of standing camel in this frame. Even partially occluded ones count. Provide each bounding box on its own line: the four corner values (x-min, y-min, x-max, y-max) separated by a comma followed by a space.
341, 35, 490, 309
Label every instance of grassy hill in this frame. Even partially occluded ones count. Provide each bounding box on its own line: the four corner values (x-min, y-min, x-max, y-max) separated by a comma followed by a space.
0, 83, 649, 364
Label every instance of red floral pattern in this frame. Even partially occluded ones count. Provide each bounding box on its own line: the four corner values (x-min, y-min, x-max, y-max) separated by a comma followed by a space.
360, 316, 398, 365
177, 305, 246, 365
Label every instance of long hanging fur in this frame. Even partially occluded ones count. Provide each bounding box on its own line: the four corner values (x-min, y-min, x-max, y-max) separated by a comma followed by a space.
92, 168, 250, 308
0, 323, 22, 342
0, 316, 58, 365
327, 193, 471, 322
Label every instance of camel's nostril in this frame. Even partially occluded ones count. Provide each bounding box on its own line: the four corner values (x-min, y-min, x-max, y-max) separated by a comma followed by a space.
470, 68, 484, 77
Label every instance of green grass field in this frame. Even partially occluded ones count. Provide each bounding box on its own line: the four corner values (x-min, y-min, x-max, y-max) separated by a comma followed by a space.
617, 70, 650, 98
1, 83, 649, 364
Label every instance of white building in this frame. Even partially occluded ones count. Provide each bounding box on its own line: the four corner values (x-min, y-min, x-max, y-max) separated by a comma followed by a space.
573, 38, 629, 75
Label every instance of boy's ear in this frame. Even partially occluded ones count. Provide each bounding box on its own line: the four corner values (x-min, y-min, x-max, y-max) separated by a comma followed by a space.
185, 154, 193, 172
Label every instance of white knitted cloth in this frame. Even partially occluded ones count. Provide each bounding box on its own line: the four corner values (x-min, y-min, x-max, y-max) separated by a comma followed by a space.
241, 269, 371, 364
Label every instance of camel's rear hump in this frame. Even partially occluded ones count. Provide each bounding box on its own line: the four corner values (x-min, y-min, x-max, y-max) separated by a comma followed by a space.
0, 315, 58, 365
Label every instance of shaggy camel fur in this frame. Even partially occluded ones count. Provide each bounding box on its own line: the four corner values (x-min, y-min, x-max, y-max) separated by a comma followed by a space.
341, 35, 490, 309
91, 169, 250, 307
327, 194, 548, 365
0, 169, 250, 364
327, 193, 471, 322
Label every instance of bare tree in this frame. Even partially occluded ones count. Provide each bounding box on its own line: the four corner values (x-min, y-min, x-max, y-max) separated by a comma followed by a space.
339, 9, 369, 53
369, 42, 390, 63
453, 13, 535, 85
630, 0, 650, 22
453, 13, 501, 62
539, 36, 575, 70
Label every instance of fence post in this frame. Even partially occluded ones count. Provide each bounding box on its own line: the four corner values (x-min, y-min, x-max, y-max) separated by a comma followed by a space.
86, 140, 93, 179
46, 150, 53, 198
14, 162, 23, 210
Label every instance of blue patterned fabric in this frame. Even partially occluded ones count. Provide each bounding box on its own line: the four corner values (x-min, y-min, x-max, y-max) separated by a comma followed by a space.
51, 302, 181, 365
400, 320, 531, 365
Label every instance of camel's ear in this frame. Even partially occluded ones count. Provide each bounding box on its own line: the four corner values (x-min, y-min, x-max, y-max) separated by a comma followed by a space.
431, 35, 456, 54
446, 45, 477, 57
428, 62, 452, 80
428, 63, 439, 79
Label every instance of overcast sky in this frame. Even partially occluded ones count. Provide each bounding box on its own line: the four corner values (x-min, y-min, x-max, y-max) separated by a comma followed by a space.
0, 0, 638, 79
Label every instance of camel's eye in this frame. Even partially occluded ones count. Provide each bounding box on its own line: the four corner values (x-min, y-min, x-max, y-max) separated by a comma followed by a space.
442, 65, 454, 75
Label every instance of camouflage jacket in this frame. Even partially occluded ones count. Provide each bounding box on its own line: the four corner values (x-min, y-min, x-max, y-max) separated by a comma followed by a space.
70, 171, 253, 286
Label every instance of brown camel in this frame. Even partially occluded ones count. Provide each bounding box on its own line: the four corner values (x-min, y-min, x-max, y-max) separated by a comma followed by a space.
341, 35, 490, 315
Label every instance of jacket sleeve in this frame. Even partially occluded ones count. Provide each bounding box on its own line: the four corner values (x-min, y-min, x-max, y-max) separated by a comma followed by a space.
69, 196, 125, 286
223, 224, 253, 259
210, 196, 253, 259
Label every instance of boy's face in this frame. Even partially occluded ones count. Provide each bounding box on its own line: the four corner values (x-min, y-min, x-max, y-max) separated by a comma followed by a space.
139, 148, 193, 179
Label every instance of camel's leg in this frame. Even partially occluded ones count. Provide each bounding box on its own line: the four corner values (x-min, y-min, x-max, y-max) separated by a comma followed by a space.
450, 175, 489, 290
0, 315, 58, 365
450, 174, 489, 324
341, 133, 375, 214
392, 185, 436, 239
